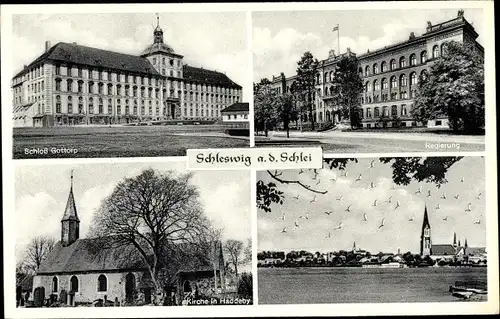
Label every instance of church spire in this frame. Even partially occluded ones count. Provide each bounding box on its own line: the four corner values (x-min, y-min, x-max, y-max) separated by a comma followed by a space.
420, 204, 432, 256
61, 170, 80, 246
153, 13, 164, 44
465, 238, 468, 248
453, 232, 457, 247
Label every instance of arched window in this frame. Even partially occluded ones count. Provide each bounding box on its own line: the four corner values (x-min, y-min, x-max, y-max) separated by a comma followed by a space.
400, 74, 408, 87
365, 66, 370, 76
410, 54, 417, 66
324, 73, 328, 83
52, 277, 58, 292
56, 95, 61, 113
399, 56, 406, 68
89, 97, 94, 114
70, 276, 79, 292
390, 76, 397, 89
381, 61, 387, 72
420, 69, 429, 81
432, 45, 439, 58
440, 43, 447, 56
329, 71, 333, 82
381, 78, 388, 90
329, 86, 334, 96
390, 59, 396, 71
421, 51, 427, 63
373, 80, 379, 91
358, 67, 363, 76
391, 105, 398, 116
373, 63, 378, 74
365, 81, 371, 92
98, 274, 107, 292
410, 72, 418, 86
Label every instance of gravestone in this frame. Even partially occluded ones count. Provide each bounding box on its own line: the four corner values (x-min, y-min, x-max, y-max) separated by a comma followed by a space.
59, 289, 68, 305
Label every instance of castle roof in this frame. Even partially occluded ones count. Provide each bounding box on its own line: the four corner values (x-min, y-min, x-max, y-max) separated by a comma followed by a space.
14, 42, 162, 79
221, 102, 249, 113
183, 65, 242, 89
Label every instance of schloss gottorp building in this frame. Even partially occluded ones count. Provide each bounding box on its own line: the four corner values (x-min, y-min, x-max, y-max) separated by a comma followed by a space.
270, 10, 483, 129
12, 16, 242, 127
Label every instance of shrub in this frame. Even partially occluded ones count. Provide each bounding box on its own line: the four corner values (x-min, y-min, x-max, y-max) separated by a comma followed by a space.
237, 273, 253, 300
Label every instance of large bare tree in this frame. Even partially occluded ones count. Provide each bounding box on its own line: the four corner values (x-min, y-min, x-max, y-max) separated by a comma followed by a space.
224, 239, 244, 276
23, 235, 55, 274
89, 169, 213, 303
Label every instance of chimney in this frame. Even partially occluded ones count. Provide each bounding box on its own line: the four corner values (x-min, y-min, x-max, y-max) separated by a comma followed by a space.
45, 41, 51, 53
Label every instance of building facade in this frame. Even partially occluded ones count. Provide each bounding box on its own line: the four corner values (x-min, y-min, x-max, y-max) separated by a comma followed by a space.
268, 10, 483, 129
12, 18, 242, 128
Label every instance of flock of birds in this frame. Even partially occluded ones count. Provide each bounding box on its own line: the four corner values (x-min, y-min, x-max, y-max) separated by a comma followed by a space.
276, 160, 484, 237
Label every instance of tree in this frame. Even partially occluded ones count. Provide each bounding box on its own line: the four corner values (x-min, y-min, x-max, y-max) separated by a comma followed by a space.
257, 157, 465, 213
331, 55, 364, 128
254, 78, 279, 137
242, 238, 252, 264
23, 235, 56, 274
224, 239, 244, 276
89, 169, 213, 304
296, 52, 319, 130
412, 41, 484, 134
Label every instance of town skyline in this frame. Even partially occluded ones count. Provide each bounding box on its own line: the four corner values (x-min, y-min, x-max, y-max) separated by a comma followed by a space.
15, 162, 251, 262
258, 157, 486, 254
12, 12, 249, 101
253, 8, 485, 82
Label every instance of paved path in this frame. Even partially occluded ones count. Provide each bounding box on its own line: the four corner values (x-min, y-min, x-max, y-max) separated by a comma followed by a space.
255, 131, 485, 153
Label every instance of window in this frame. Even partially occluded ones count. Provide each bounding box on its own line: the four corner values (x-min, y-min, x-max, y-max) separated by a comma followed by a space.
421, 51, 427, 63
390, 59, 396, 70
52, 277, 58, 292
401, 104, 407, 116
399, 56, 406, 68
382, 106, 389, 117
373, 80, 379, 91
382, 78, 388, 90
153, 57, 157, 64
67, 79, 73, 92
365, 66, 370, 76
436, 120, 442, 126
410, 54, 417, 66
68, 96, 73, 113
78, 68, 82, 77
98, 83, 104, 95
89, 97, 94, 114
420, 69, 429, 81
55, 79, 61, 91
410, 72, 418, 86
98, 70, 103, 80
56, 65, 62, 76
107, 84, 113, 95
373, 63, 378, 74
440, 43, 447, 56
108, 99, 112, 114
162, 57, 165, 65
70, 276, 79, 292
133, 87, 138, 97
366, 108, 372, 118
432, 45, 439, 58
89, 69, 93, 79
374, 107, 380, 117
381, 61, 387, 72
78, 81, 83, 93
390, 76, 397, 89
78, 97, 83, 114
400, 74, 408, 87
98, 275, 107, 292
170, 59, 174, 66
99, 98, 103, 114
56, 95, 61, 113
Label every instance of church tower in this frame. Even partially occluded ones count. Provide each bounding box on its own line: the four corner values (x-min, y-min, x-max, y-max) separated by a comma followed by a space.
420, 205, 432, 256
61, 170, 80, 247
453, 232, 457, 248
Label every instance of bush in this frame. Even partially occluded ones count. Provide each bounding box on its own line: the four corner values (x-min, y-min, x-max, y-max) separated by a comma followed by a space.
237, 273, 253, 301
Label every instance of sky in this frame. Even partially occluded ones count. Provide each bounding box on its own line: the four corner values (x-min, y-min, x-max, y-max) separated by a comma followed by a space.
258, 157, 486, 255
14, 161, 251, 263
253, 8, 485, 82
11, 12, 249, 101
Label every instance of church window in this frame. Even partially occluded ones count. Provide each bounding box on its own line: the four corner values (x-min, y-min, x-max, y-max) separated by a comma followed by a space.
70, 276, 79, 292
98, 274, 107, 292
432, 45, 439, 58
52, 277, 58, 292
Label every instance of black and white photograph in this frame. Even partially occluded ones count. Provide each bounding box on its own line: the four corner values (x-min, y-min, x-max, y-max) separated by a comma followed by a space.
10, 12, 250, 159
15, 162, 252, 307
257, 156, 487, 304
253, 9, 486, 152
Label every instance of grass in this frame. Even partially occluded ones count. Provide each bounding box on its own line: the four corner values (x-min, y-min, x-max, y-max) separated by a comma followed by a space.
13, 125, 249, 159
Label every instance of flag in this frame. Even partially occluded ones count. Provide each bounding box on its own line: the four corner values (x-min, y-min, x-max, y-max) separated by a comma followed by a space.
332, 25, 339, 32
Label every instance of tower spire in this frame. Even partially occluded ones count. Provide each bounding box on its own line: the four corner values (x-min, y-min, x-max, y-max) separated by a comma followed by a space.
61, 169, 80, 246
156, 13, 159, 28
453, 232, 457, 247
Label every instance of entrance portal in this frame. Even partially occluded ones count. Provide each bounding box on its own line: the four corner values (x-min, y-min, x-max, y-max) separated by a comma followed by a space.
125, 273, 136, 302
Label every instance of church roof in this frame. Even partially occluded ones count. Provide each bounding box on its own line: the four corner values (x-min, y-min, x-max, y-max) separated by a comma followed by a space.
431, 244, 456, 255
15, 42, 162, 79
221, 103, 248, 113
62, 185, 79, 222
183, 65, 242, 89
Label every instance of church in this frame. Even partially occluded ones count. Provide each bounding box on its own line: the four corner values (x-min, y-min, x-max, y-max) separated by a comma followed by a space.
31, 173, 226, 307
419, 205, 486, 263
12, 15, 243, 127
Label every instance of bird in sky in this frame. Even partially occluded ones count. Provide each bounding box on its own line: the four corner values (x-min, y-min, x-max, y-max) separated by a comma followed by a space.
345, 205, 352, 212
415, 185, 422, 194
369, 159, 375, 168
330, 176, 337, 182
299, 213, 309, 220
373, 199, 378, 207
408, 216, 414, 221
465, 203, 472, 212
316, 179, 321, 185
441, 193, 447, 199
294, 220, 299, 228
369, 181, 375, 189
355, 174, 362, 182
477, 193, 482, 200
336, 195, 343, 201
386, 196, 392, 203
395, 200, 400, 209
310, 195, 317, 203
454, 194, 460, 200
427, 190, 431, 197
341, 170, 348, 177
443, 216, 448, 221
436, 204, 440, 209
278, 214, 286, 221
379, 218, 386, 228
334, 222, 343, 230
298, 169, 304, 175
363, 213, 368, 222
293, 195, 300, 200
325, 232, 331, 238
281, 227, 287, 233
474, 215, 481, 224
324, 211, 333, 216
312, 175, 317, 180
461, 177, 464, 183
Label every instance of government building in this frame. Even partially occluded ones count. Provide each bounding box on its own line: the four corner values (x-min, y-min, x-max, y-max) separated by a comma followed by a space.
12, 17, 242, 127
269, 10, 483, 129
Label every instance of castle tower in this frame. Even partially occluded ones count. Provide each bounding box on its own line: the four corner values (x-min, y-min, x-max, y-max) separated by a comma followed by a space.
61, 170, 80, 247
420, 205, 432, 256
353, 241, 357, 252
153, 14, 164, 44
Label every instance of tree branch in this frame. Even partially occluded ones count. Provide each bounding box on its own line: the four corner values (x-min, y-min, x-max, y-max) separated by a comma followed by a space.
266, 170, 327, 194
